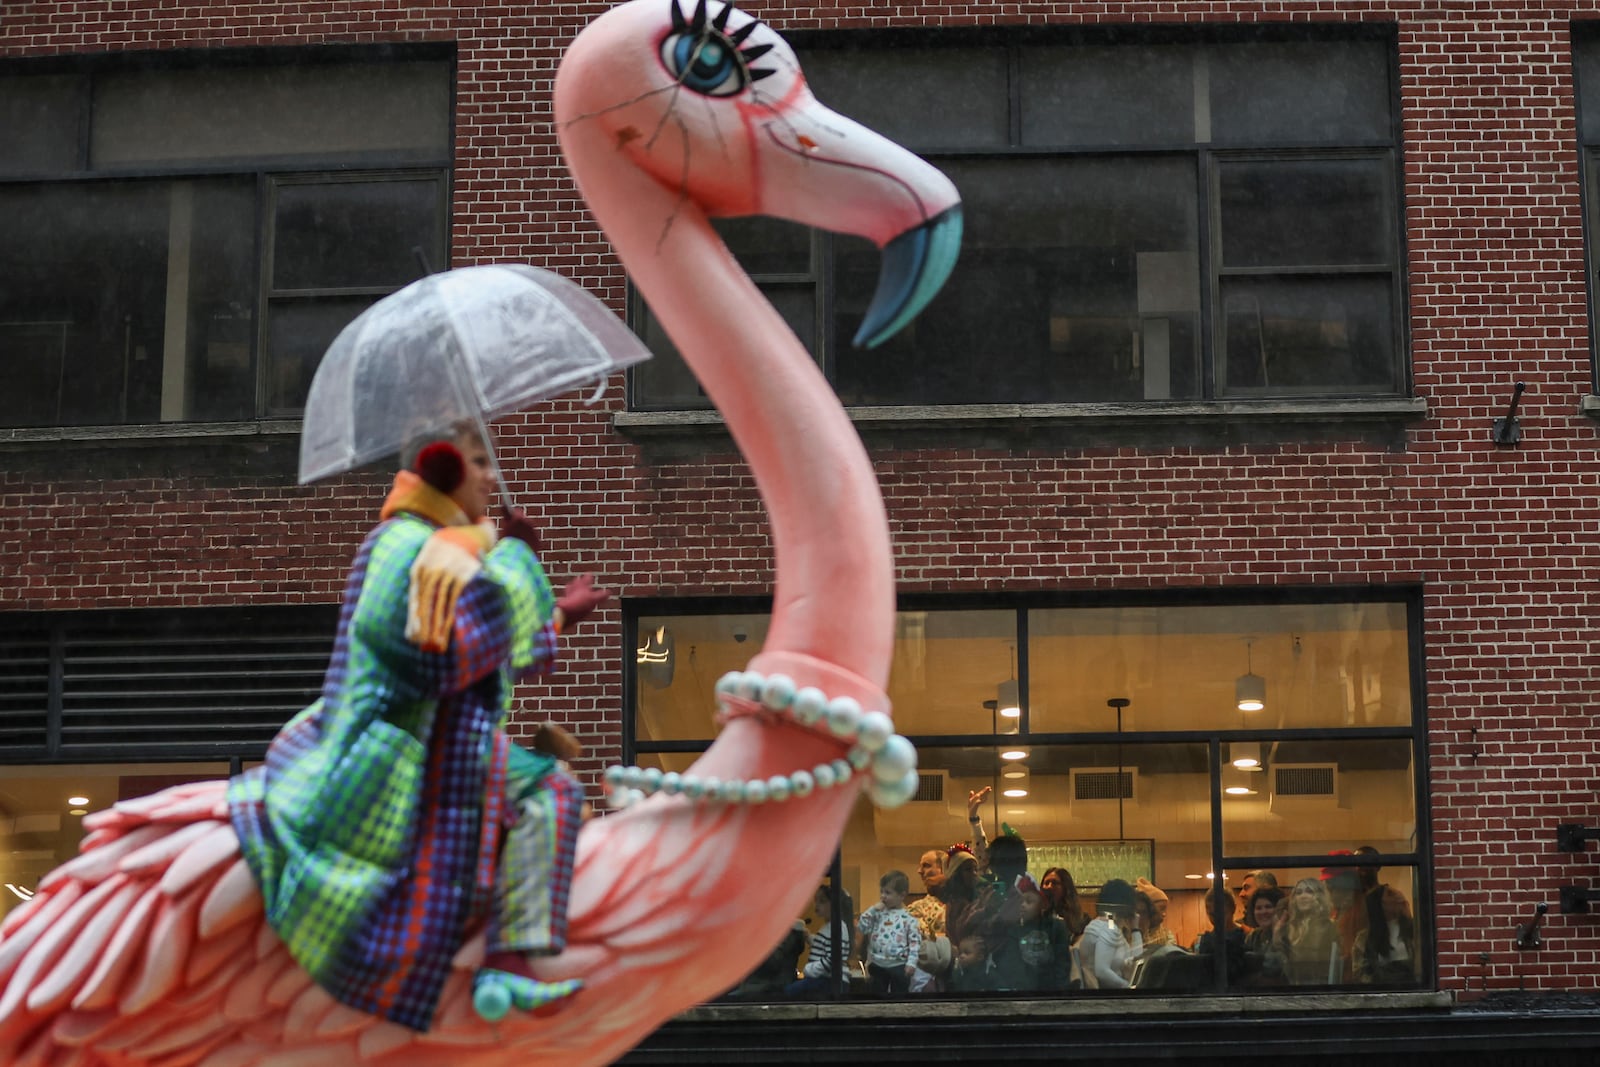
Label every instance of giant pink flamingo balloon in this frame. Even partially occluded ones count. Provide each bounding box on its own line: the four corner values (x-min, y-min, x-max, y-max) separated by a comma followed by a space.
0, 2, 960, 1064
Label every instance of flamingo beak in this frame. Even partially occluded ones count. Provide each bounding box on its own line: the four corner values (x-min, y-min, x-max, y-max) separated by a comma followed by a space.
852, 204, 964, 350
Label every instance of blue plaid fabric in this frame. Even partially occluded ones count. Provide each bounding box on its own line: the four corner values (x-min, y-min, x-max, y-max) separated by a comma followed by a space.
229, 514, 560, 1031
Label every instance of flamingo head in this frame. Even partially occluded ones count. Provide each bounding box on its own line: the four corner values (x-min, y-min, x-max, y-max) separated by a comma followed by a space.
555, 0, 963, 347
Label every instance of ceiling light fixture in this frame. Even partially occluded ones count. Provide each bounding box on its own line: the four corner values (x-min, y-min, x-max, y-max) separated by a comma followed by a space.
1236, 637, 1265, 712
1229, 742, 1261, 770
1002, 787, 1029, 798
1001, 761, 1028, 780
1000, 749, 1028, 761
67, 795, 89, 806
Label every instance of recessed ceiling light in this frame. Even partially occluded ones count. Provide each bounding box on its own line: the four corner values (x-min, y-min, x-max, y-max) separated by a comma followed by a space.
1006, 808, 1027, 815
68, 808, 87, 817
999, 749, 1028, 761
1224, 786, 1256, 796
1185, 873, 1203, 880
67, 796, 89, 806
1002, 787, 1029, 798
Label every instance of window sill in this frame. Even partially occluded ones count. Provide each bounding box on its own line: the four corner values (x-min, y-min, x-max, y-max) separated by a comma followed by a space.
0, 420, 302, 448
675, 990, 1451, 1024
614, 398, 1428, 452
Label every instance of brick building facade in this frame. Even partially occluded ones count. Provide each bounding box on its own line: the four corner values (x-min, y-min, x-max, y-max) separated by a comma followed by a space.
5, 1, 1600, 1062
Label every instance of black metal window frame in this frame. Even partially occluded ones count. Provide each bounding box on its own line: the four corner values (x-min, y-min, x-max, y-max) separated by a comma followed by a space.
622, 583, 1432, 999
627, 21, 1409, 412
0, 603, 337, 764
0, 43, 454, 429
1571, 23, 1600, 394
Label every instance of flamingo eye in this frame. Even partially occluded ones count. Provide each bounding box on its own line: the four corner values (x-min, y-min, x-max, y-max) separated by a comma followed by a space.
662, 32, 747, 97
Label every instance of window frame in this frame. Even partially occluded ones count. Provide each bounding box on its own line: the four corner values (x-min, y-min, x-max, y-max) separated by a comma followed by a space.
622, 584, 1433, 1000
627, 23, 1409, 412
0, 44, 455, 431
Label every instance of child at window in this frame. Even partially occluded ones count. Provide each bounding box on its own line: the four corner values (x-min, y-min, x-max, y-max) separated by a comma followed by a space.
857, 870, 922, 995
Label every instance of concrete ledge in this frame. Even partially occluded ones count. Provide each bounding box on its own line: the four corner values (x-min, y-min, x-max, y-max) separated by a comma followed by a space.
678, 989, 1453, 1023
0, 419, 302, 447
615, 398, 1429, 437
1578, 394, 1600, 418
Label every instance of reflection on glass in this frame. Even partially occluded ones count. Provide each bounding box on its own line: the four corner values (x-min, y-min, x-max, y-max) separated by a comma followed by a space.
1029, 601, 1413, 733
0, 762, 230, 921
1221, 738, 1415, 860
633, 614, 771, 742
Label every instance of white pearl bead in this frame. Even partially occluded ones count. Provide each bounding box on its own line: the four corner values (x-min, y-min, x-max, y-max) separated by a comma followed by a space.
867, 768, 921, 809
766, 774, 791, 802
702, 775, 722, 801
680, 775, 704, 799
872, 735, 918, 782
792, 687, 827, 726
606, 788, 630, 809
856, 711, 894, 752
761, 674, 797, 710
790, 769, 815, 797
715, 671, 743, 696
721, 779, 745, 804
831, 758, 853, 785
603, 765, 625, 789
744, 778, 768, 804
641, 767, 664, 793
812, 762, 836, 789
621, 766, 645, 789
847, 745, 873, 771
660, 771, 682, 796
826, 696, 862, 738
735, 671, 764, 701
627, 788, 646, 807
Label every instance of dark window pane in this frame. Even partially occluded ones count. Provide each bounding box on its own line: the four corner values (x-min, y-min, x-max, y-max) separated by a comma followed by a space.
1210, 41, 1391, 144
0, 182, 170, 426
834, 157, 1200, 405
1219, 158, 1391, 268
632, 284, 815, 410
714, 216, 813, 277
0, 74, 84, 174
177, 181, 258, 422
801, 46, 1009, 148
1020, 45, 1197, 147
1220, 275, 1396, 395
92, 60, 450, 167
1578, 40, 1600, 143
272, 178, 440, 291
265, 296, 375, 414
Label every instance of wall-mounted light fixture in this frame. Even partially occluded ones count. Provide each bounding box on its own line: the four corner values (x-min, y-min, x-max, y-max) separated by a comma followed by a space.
1236, 638, 1265, 712
1514, 902, 1548, 950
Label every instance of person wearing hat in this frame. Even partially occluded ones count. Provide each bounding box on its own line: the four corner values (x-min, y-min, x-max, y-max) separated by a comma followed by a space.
229, 423, 609, 1031
1078, 878, 1144, 989
1134, 878, 1175, 951
939, 845, 984, 952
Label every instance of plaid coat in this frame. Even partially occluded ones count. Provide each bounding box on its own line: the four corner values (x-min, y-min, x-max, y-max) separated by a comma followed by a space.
229, 512, 559, 1031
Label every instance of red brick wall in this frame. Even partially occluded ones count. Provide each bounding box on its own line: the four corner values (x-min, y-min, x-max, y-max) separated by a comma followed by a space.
7, 0, 1600, 998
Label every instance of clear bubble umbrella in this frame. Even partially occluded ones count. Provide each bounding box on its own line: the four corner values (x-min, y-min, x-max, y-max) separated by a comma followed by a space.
297, 263, 651, 502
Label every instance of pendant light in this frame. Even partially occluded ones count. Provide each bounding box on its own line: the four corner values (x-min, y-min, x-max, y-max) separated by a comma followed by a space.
1236, 637, 1265, 712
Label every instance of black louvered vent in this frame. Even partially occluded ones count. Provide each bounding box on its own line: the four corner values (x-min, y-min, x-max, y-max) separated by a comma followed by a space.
913, 773, 944, 803
1075, 770, 1134, 800
0, 626, 51, 751
55, 607, 336, 752
1275, 765, 1336, 797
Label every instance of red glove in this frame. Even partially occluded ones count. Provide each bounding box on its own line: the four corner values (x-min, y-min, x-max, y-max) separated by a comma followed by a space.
556, 574, 609, 632
499, 506, 540, 552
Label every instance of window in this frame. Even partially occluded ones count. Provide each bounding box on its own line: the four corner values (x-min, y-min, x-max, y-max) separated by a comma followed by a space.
628, 592, 1427, 999
630, 29, 1404, 410
1573, 26, 1600, 392
0, 49, 450, 428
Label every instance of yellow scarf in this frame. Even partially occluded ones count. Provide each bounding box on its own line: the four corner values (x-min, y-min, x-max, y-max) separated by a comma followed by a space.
381, 471, 497, 653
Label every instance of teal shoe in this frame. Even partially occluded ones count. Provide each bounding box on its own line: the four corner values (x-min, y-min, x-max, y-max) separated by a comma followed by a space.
472, 968, 583, 1022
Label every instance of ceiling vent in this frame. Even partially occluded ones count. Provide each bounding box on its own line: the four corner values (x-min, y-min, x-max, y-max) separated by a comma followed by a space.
1072, 768, 1137, 802
1270, 763, 1342, 810
912, 771, 945, 804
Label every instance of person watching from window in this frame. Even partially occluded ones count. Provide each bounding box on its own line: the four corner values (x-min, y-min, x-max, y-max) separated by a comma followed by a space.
1078, 879, 1143, 990
1042, 866, 1091, 941
1194, 885, 1246, 985
1352, 884, 1416, 986
1281, 877, 1340, 986
1134, 879, 1175, 951
857, 870, 922, 995
787, 884, 853, 998
908, 849, 951, 992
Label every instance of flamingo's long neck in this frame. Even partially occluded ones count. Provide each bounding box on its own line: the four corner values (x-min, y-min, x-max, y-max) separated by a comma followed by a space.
559, 111, 895, 691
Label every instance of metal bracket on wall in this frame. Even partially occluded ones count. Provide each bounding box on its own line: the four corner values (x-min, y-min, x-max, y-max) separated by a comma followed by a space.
1513, 902, 1547, 949
1559, 885, 1599, 914
1491, 380, 1526, 446
1556, 823, 1600, 852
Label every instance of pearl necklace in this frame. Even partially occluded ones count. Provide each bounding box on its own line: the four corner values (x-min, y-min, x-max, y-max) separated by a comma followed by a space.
602, 669, 920, 811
